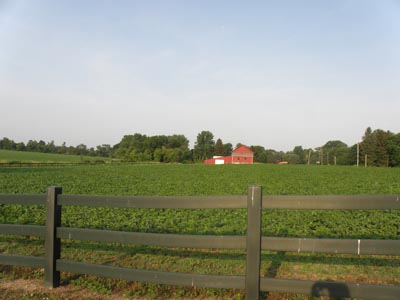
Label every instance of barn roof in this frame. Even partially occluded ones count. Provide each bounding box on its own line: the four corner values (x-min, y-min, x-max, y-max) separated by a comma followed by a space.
232, 145, 253, 154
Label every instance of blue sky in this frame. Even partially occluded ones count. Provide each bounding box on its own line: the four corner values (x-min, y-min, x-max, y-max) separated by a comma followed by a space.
1, 0, 399, 151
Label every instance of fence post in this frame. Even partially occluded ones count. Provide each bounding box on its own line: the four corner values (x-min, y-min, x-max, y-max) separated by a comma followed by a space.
44, 186, 62, 288
245, 185, 262, 300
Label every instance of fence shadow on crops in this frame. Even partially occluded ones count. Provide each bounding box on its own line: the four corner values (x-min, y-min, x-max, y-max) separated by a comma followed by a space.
261, 251, 286, 300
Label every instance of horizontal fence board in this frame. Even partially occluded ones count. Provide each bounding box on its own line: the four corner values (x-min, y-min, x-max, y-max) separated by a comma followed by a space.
57, 260, 245, 289
0, 224, 46, 237
263, 237, 355, 254
0, 254, 45, 268
56, 229, 400, 255
263, 194, 400, 210
360, 239, 400, 255
57, 227, 246, 249
261, 277, 400, 300
58, 194, 247, 209
262, 237, 400, 255
0, 194, 46, 205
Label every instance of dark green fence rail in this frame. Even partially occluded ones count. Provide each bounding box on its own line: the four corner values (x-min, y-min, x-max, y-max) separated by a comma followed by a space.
1, 186, 400, 299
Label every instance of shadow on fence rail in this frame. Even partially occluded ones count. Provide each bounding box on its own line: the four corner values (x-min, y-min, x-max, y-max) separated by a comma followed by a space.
1, 186, 400, 300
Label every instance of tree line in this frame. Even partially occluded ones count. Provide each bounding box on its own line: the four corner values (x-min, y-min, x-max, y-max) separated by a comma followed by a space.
1, 127, 399, 166
249, 127, 400, 167
0, 137, 113, 158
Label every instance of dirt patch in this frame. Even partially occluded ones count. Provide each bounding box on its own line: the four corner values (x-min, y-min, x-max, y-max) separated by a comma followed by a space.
0, 278, 127, 300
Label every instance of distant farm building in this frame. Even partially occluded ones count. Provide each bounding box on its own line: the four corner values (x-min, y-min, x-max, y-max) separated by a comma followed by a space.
204, 145, 254, 165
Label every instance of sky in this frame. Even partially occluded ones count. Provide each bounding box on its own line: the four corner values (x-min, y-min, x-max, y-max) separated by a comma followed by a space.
1, 0, 400, 151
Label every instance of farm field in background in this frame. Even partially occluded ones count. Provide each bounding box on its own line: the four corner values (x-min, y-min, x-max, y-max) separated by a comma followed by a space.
0, 149, 108, 164
1, 164, 400, 299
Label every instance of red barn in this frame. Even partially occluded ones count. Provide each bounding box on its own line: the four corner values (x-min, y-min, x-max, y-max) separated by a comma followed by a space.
204, 145, 254, 164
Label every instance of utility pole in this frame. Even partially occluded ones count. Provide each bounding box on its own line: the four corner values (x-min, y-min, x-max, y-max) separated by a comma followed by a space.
357, 143, 360, 167
307, 149, 312, 165
365, 154, 368, 167
319, 149, 323, 165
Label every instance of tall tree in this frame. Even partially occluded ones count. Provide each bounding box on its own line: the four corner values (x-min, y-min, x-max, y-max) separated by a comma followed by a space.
292, 146, 306, 164
388, 133, 400, 167
223, 143, 233, 156
360, 127, 392, 167
214, 138, 225, 156
0, 137, 16, 150
193, 131, 215, 161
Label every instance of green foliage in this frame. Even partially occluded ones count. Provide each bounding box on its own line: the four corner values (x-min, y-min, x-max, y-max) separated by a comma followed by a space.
388, 133, 400, 166
0, 138, 104, 157
214, 138, 225, 156
291, 146, 306, 164
1, 164, 400, 239
2, 164, 400, 299
193, 131, 215, 161
250, 145, 268, 163
113, 133, 191, 162
360, 127, 392, 167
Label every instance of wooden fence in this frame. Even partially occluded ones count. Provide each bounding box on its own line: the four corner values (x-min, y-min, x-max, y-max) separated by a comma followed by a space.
1, 186, 400, 299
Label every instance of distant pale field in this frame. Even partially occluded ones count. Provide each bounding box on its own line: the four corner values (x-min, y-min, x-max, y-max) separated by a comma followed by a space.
0, 149, 104, 163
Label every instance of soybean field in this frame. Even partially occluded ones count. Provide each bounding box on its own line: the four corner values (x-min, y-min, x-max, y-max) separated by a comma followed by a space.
1, 164, 400, 299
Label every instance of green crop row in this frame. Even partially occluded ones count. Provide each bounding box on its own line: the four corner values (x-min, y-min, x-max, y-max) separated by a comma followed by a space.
1, 205, 399, 240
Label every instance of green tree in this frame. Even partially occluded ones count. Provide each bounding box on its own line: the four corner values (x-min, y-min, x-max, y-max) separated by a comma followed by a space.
114, 133, 147, 160
144, 135, 168, 159
321, 140, 349, 165
292, 146, 306, 164
58, 142, 67, 154
96, 144, 112, 158
250, 145, 267, 163
0, 137, 16, 150
193, 131, 215, 161
360, 128, 392, 167
375, 130, 391, 167
15, 142, 26, 151
75, 144, 88, 156
114, 133, 190, 163
283, 153, 300, 164
214, 138, 225, 156
26, 140, 39, 152
388, 133, 400, 167
223, 143, 233, 156
266, 149, 284, 163
167, 135, 189, 149
346, 144, 358, 166
360, 127, 376, 166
